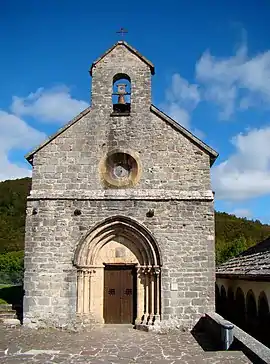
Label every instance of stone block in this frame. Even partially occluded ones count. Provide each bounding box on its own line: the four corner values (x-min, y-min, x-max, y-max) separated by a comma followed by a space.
2, 318, 21, 326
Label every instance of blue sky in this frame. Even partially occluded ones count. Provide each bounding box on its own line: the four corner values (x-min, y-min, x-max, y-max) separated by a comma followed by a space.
1, 0, 270, 223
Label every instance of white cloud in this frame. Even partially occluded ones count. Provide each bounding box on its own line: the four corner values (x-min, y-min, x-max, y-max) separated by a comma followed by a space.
0, 111, 46, 181
0, 111, 45, 150
212, 127, 270, 200
0, 153, 31, 181
165, 73, 200, 109
230, 208, 252, 219
165, 103, 190, 128
196, 45, 270, 119
11, 86, 89, 124
0, 85, 89, 181
162, 74, 200, 129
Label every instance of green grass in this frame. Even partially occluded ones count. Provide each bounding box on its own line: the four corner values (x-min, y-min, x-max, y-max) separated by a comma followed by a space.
0, 284, 12, 288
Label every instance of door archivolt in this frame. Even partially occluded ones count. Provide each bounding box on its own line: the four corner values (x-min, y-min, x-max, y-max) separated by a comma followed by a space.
73, 216, 162, 325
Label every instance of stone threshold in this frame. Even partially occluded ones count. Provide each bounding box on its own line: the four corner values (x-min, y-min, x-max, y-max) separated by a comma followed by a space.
134, 323, 158, 332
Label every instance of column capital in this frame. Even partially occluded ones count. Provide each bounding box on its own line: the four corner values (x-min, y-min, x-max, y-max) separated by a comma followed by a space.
79, 268, 96, 276
77, 270, 84, 277
143, 266, 151, 275
153, 267, 161, 276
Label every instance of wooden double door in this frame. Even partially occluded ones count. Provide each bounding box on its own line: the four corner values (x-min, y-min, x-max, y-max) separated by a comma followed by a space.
104, 265, 136, 324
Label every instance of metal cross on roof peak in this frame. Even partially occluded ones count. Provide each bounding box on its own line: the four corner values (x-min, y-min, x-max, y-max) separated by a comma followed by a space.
116, 27, 128, 38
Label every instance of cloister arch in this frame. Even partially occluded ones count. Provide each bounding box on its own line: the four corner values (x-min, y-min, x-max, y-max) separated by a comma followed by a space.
258, 291, 270, 344
216, 280, 270, 345
220, 285, 227, 317
227, 287, 234, 321
246, 290, 257, 335
246, 290, 257, 317
258, 291, 269, 319
215, 284, 221, 313
235, 287, 245, 327
73, 216, 162, 325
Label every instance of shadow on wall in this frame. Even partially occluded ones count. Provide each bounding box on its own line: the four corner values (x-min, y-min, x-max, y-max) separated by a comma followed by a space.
192, 313, 270, 364
191, 317, 221, 351
215, 284, 270, 348
0, 285, 23, 321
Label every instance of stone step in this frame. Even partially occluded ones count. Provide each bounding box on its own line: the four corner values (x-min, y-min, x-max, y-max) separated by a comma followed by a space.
1, 318, 21, 326
0, 304, 13, 312
0, 309, 17, 315
0, 312, 17, 320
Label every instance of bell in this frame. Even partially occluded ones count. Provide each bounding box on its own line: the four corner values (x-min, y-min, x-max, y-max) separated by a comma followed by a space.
116, 83, 127, 104
118, 94, 126, 104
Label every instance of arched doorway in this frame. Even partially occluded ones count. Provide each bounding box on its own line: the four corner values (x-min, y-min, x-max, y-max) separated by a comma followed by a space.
73, 216, 162, 326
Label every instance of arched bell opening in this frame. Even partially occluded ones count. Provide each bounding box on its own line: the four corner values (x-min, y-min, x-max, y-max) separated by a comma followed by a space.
112, 73, 131, 115
73, 216, 162, 326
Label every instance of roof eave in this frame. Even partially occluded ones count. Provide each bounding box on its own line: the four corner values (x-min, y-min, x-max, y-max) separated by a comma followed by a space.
150, 104, 219, 166
216, 272, 270, 282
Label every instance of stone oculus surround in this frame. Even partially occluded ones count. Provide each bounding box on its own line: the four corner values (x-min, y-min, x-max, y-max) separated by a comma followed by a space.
23, 40, 218, 331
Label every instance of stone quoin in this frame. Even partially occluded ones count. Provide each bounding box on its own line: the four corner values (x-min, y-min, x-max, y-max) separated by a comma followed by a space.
23, 40, 218, 330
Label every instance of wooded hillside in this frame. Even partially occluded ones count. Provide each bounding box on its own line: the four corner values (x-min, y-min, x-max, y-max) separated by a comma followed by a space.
0, 178, 31, 253
0, 177, 270, 265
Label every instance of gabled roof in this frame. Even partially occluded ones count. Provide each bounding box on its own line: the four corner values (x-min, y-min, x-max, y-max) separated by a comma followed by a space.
150, 105, 218, 166
89, 40, 155, 76
25, 107, 91, 164
216, 236, 270, 280
25, 104, 218, 165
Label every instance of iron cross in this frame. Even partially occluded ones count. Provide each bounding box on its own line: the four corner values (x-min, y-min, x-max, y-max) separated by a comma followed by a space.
116, 27, 128, 38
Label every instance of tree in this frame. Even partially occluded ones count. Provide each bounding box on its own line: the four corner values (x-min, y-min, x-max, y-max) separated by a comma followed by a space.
0, 251, 24, 284
216, 236, 251, 265
0, 178, 269, 269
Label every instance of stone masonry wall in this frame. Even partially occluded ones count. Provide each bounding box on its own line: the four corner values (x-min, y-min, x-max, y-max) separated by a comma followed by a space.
31, 111, 211, 194
91, 44, 152, 111
31, 44, 211, 194
24, 42, 215, 329
24, 198, 215, 329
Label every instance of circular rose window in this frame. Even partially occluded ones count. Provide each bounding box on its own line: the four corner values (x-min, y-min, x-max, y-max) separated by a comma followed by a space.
100, 151, 141, 188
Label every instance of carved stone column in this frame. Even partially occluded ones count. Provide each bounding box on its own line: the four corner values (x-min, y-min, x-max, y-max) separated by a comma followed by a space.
88, 269, 95, 313
143, 267, 149, 324
154, 267, 161, 322
77, 269, 84, 314
135, 266, 142, 324
83, 269, 90, 314
149, 269, 155, 324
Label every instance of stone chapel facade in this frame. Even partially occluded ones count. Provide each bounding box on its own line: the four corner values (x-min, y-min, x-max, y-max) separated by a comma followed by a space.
23, 41, 218, 330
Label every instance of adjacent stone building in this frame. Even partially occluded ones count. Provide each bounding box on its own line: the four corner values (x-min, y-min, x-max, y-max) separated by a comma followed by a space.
216, 237, 270, 345
23, 40, 218, 330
